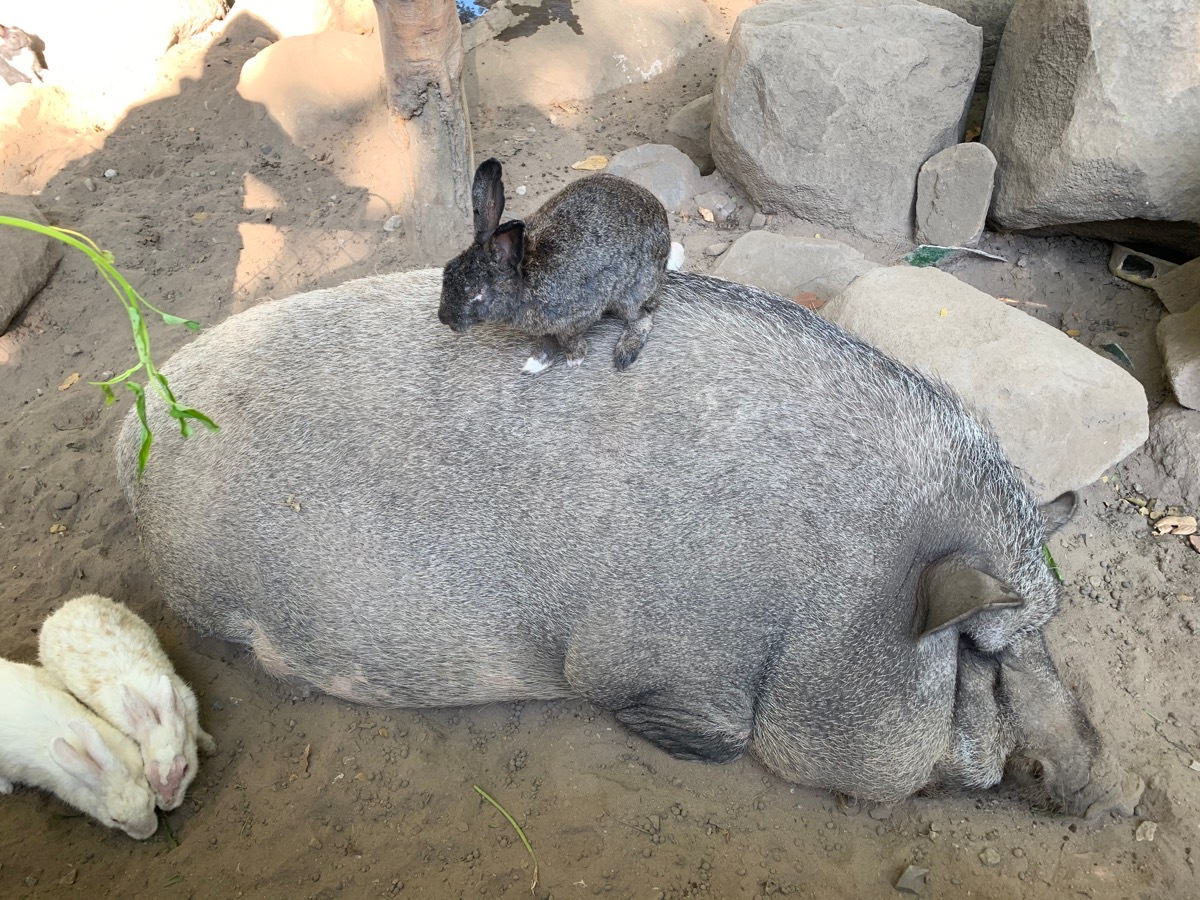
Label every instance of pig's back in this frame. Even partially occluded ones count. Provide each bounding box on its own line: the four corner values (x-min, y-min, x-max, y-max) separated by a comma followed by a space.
117, 269, 1000, 706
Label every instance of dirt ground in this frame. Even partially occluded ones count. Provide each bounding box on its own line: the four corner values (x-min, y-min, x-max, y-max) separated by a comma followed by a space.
1, 4, 1198, 898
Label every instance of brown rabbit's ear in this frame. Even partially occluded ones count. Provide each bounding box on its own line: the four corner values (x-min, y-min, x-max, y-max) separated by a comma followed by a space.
472, 158, 505, 244
491, 221, 525, 269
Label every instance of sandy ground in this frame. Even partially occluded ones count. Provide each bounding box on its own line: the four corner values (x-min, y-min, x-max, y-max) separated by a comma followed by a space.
1, 5, 1198, 898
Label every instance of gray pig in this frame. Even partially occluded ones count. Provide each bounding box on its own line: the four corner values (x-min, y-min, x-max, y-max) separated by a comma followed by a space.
116, 268, 1140, 818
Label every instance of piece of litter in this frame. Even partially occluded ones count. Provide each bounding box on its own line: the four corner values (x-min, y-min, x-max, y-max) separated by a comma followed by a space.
904, 244, 1007, 267
1189, 760, 1200, 772
1101, 342, 1134, 369
1153, 515, 1197, 536
1065, 328, 1081, 337
939, 308, 948, 317
570, 155, 608, 171
793, 292, 825, 311
58, 373, 80, 392
1135, 820, 1158, 842
698, 207, 715, 223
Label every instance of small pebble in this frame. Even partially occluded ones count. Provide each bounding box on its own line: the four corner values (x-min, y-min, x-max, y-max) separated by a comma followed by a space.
894, 865, 928, 895
750, 212, 766, 229
1135, 820, 1157, 842
383, 215, 404, 233
516, 185, 527, 196
1012, 848, 1024, 858
979, 847, 1001, 867
705, 242, 730, 258
84, 177, 96, 192
104, 168, 117, 179
52, 491, 80, 510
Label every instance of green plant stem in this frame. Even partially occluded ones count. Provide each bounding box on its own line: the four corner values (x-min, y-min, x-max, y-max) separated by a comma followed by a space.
0, 216, 217, 473
474, 785, 538, 893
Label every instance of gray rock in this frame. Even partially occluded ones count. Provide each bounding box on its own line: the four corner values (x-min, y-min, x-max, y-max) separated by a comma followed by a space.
1147, 402, 1200, 507
464, 0, 712, 111
894, 864, 929, 895
461, 1, 518, 52
0, 195, 64, 334
704, 242, 730, 258
10, 0, 227, 114
918, 0, 1015, 87
712, 232, 878, 302
1157, 303, 1200, 411
237, 31, 384, 144
821, 267, 1149, 502
979, 847, 1002, 867
665, 94, 714, 174
606, 144, 706, 214
982, 0, 1200, 255
51, 491, 80, 511
1154, 257, 1200, 314
750, 212, 767, 229
915, 143, 997, 247
694, 190, 737, 224
711, 0, 981, 241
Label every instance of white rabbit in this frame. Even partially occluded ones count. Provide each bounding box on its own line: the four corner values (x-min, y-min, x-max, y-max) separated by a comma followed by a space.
0, 657, 158, 839
38, 594, 216, 811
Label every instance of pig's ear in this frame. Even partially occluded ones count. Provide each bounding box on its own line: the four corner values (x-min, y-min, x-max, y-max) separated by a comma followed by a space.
917, 554, 1023, 638
1039, 491, 1077, 535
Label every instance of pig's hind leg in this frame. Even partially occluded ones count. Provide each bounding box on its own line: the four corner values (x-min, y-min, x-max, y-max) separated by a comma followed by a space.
612, 691, 752, 763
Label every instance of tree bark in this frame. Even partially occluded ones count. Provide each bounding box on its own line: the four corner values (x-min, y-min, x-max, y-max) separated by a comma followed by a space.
373, 0, 473, 262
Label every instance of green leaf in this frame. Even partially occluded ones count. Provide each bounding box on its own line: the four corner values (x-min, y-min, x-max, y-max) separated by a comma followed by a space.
160, 313, 201, 331
1041, 544, 1063, 582
125, 381, 153, 475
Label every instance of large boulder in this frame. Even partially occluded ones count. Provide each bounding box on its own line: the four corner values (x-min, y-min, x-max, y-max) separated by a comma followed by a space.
237, 31, 383, 145
1147, 403, 1200, 508
712, 232, 877, 302
821, 266, 1149, 501
0, 0, 227, 120
224, 0, 377, 39
712, 0, 981, 242
982, 0, 1200, 256
1158, 303, 1200, 411
1154, 257, 1200, 315
463, 0, 712, 111
918, 0, 1015, 86
0, 194, 63, 333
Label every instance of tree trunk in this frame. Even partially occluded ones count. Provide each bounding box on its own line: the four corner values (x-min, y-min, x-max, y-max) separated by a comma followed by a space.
373, 0, 473, 262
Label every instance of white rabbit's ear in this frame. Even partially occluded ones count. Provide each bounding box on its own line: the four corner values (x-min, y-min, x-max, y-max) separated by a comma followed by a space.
490, 221, 525, 269
122, 685, 161, 732
51, 736, 104, 789
156, 674, 186, 721
69, 720, 120, 774
472, 158, 505, 244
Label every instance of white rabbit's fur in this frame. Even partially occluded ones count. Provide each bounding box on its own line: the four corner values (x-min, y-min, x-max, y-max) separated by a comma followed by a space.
38, 594, 216, 811
0, 657, 158, 839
